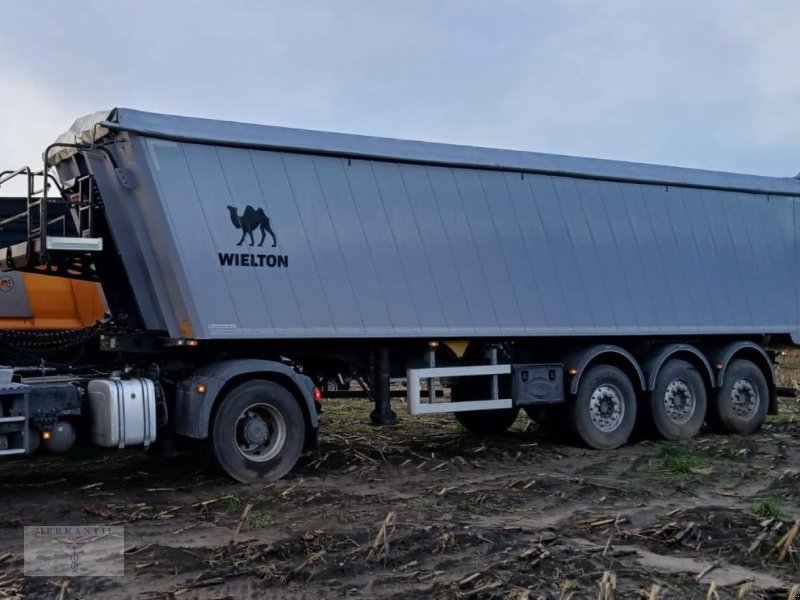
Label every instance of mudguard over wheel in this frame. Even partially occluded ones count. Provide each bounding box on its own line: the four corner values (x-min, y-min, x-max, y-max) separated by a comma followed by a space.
708, 359, 768, 434
649, 359, 707, 440
452, 382, 519, 435
571, 365, 637, 450
212, 380, 305, 483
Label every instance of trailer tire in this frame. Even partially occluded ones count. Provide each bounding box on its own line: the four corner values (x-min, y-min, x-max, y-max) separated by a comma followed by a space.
571, 365, 636, 450
709, 360, 768, 434
452, 383, 519, 435
324, 377, 341, 393
322, 376, 351, 393
212, 380, 305, 483
649, 360, 707, 440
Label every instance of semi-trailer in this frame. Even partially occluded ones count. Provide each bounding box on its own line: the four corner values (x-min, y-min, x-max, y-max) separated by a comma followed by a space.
0, 108, 797, 482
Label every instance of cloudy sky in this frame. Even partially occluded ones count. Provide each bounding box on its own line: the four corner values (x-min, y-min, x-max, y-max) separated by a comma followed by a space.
0, 0, 798, 187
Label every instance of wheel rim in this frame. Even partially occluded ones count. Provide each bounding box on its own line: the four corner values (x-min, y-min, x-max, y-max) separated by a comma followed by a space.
235, 403, 287, 462
663, 379, 696, 424
730, 378, 760, 419
589, 384, 625, 432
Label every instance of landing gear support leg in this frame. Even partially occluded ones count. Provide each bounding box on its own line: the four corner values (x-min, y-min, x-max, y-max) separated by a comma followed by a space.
370, 346, 397, 426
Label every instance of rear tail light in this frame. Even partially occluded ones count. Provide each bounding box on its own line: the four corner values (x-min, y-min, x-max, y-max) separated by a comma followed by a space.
313, 387, 322, 403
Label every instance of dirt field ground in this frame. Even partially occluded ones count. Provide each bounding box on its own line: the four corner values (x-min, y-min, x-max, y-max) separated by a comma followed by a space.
0, 373, 798, 599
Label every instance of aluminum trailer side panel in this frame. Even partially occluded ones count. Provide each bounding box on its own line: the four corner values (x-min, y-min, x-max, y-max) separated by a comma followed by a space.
54, 110, 800, 342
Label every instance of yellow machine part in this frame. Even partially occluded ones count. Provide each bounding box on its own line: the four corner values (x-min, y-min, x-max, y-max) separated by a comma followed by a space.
1, 273, 106, 330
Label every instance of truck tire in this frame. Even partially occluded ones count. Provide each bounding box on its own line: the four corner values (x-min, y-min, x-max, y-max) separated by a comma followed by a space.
649, 359, 707, 440
571, 365, 636, 450
212, 380, 305, 483
709, 359, 768, 434
452, 383, 519, 435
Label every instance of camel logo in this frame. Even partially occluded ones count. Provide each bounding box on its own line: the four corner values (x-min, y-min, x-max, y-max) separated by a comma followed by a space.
219, 204, 288, 269
227, 205, 277, 248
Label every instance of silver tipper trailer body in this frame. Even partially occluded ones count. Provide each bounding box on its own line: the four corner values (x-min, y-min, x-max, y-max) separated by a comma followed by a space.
40, 108, 800, 343
0, 108, 797, 481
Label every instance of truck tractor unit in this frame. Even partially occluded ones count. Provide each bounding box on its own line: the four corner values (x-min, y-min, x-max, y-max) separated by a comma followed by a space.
1, 198, 106, 340
1, 108, 798, 482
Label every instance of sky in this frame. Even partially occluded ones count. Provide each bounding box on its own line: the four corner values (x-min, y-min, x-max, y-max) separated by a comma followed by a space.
0, 0, 798, 190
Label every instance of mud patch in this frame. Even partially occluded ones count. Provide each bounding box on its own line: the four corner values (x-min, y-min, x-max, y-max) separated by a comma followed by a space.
0, 397, 796, 599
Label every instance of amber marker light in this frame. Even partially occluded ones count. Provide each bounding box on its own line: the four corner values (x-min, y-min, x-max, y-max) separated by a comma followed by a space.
41, 430, 52, 441
567, 368, 578, 376
196, 384, 207, 395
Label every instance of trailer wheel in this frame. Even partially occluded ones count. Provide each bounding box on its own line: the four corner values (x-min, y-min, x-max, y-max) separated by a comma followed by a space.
649, 360, 707, 440
212, 380, 305, 483
452, 383, 519, 435
709, 360, 768, 434
571, 365, 636, 449
323, 376, 351, 393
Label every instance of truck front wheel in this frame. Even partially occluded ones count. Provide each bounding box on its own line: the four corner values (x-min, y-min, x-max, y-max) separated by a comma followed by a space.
212, 380, 305, 483
571, 365, 637, 450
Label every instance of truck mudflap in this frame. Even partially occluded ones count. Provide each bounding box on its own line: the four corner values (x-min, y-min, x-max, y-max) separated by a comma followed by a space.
173, 359, 318, 441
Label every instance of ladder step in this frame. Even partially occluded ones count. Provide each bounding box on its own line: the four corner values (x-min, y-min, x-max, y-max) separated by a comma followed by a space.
0, 382, 28, 393
0, 448, 26, 456
0, 416, 25, 423
45, 237, 103, 252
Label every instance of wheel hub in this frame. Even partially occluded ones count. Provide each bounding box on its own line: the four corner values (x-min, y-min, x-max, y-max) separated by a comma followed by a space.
235, 403, 288, 462
663, 379, 695, 424
242, 415, 269, 445
589, 384, 625, 432
731, 378, 759, 418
